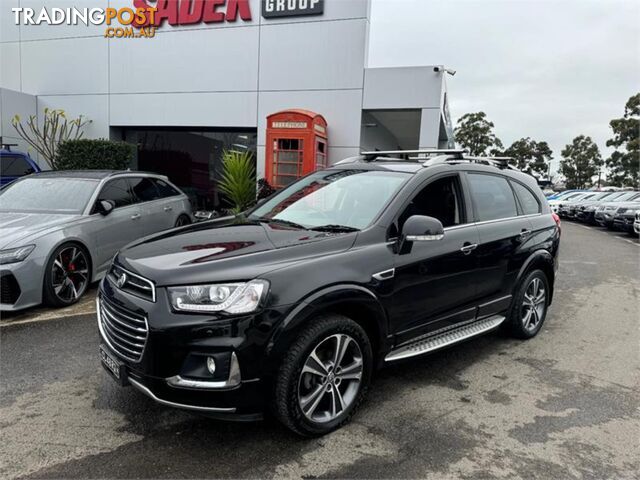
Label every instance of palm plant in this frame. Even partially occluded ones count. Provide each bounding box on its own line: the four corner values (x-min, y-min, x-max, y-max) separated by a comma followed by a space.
218, 149, 256, 214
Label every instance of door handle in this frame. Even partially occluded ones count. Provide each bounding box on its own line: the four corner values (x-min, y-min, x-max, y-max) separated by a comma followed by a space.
518, 229, 532, 240
130, 214, 141, 220
164, 206, 173, 212
460, 243, 478, 255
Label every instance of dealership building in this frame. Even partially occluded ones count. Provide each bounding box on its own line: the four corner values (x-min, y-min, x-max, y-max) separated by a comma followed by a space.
0, 0, 453, 210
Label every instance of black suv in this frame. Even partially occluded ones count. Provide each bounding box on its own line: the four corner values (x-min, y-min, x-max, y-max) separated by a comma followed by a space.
98, 150, 560, 436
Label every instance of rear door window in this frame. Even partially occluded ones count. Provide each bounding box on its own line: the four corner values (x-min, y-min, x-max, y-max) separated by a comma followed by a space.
510, 181, 541, 215
1, 155, 34, 176
129, 177, 160, 203
97, 179, 133, 208
468, 173, 518, 222
153, 179, 180, 198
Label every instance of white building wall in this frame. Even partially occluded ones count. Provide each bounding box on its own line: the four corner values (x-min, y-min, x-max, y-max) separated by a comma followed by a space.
0, 0, 371, 177
0, 88, 40, 164
0, 1, 452, 173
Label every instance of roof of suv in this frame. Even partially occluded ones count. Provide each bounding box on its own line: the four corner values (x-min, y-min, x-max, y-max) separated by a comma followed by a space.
333, 149, 525, 176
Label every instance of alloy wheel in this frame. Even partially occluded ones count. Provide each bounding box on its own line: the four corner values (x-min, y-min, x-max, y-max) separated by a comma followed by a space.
51, 247, 89, 303
521, 277, 546, 331
298, 334, 363, 424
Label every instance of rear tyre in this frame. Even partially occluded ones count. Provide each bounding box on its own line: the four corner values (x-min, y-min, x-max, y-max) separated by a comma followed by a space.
273, 314, 373, 436
505, 269, 549, 339
43, 243, 91, 308
175, 214, 191, 227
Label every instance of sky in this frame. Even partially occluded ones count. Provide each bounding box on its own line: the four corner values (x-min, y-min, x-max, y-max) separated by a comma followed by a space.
368, 0, 640, 173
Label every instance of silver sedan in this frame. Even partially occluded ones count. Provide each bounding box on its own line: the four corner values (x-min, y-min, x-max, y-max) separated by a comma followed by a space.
0, 170, 192, 311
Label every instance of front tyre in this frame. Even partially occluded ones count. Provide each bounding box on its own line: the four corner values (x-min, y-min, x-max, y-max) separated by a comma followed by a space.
273, 314, 373, 436
43, 243, 91, 308
506, 269, 549, 339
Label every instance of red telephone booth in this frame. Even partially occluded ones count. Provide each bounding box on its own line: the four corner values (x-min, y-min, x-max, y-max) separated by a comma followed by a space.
265, 110, 328, 189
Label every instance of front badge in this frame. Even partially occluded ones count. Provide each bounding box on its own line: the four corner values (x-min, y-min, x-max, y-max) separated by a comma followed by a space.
116, 272, 127, 288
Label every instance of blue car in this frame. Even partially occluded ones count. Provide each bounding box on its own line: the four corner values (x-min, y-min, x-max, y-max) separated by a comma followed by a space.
0, 144, 41, 186
546, 189, 585, 200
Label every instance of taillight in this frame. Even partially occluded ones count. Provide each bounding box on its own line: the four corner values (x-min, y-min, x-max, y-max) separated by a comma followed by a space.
552, 212, 561, 233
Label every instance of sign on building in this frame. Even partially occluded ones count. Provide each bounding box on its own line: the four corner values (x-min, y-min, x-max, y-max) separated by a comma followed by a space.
262, 0, 324, 18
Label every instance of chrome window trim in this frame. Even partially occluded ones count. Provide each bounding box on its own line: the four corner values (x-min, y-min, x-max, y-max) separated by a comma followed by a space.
128, 377, 237, 413
442, 213, 543, 232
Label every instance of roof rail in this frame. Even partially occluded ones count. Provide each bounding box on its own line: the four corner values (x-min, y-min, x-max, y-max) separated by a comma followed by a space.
420, 155, 515, 170
360, 149, 466, 160
1, 143, 18, 151
342, 149, 517, 171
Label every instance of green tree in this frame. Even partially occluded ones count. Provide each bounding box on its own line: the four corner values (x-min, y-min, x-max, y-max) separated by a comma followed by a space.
453, 112, 503, 156
560, 135, 603, 189
504, 137, 553, 176
218, 149, 256, 214
605, 93, 639, 187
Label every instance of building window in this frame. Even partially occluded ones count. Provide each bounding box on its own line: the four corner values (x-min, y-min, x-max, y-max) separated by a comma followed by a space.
121, 128, 256, 212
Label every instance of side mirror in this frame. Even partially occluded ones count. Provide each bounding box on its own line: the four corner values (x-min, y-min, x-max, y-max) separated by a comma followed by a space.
97, 200, 115, 216
402, 215, 444, 242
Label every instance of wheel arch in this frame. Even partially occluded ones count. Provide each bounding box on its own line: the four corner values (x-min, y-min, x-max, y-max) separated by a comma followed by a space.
515, 249, 555, 305
265, 285, 390, 375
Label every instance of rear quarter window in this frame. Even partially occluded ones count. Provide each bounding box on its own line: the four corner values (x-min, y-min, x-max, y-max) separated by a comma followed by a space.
1, 155, 34, 177
510, 181, 541, 215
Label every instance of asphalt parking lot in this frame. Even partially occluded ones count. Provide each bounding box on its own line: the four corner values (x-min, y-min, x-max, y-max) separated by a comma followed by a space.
1, 221, 638, 479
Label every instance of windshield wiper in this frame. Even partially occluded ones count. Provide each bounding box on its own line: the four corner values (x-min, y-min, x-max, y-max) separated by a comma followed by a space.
255, 216, 307, 230
309, 224, 360, 233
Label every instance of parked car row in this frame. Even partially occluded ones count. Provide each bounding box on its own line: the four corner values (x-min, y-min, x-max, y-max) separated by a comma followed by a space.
0, 170, 192, 311
549, 189, 639, 236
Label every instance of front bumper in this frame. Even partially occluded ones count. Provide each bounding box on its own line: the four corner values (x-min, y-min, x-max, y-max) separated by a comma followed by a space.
612, 216, 636, 233
575, 209, 596, 223
0, 257, 45, 311
97, 274, 288, 418
594, 211, 616, 227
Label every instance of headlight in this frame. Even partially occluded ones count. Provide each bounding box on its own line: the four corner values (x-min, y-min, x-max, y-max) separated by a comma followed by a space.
0, 245, 35, 265
168, 279, 269, 314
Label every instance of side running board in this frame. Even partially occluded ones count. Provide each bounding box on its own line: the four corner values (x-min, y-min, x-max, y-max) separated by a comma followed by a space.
385, 315, 506, 362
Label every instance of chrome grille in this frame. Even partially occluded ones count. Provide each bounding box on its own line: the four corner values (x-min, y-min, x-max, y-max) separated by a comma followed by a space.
98, 295, 148, 362
108, 264, 155, 302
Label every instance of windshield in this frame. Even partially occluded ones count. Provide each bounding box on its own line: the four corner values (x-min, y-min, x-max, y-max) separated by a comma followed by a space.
0, 177, 99, 214
587, 192, 612, 201
610, 191, 637, 202
249, 169, 410, 230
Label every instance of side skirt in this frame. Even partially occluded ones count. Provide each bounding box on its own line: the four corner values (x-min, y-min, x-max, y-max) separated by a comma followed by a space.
384, 315, 505, 362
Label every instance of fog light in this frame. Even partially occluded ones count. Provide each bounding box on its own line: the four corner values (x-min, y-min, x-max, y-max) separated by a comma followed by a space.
206, 357, 216, 375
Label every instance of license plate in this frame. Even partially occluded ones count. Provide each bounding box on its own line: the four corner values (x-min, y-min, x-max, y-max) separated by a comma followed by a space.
100, 345, 127, 385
